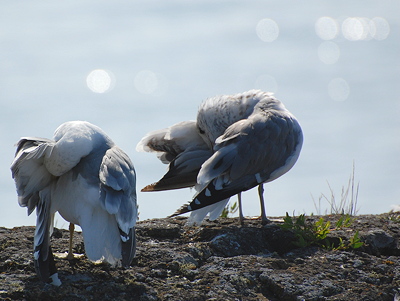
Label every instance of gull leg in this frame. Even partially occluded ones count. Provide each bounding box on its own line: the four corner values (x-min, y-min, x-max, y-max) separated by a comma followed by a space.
67, 223, 74, 260
54, 223, 83, 260
238, 192, 244, 225
258, 184, 268, 224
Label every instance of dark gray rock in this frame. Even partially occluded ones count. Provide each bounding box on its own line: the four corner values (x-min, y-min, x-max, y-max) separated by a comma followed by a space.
1, 214, 400, 300
361, 229, 398, 255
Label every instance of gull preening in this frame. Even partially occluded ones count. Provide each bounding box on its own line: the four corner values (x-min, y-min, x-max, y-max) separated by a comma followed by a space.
137, 120, 212, 192
137, 90, 303, 225
11, 121, 137, 285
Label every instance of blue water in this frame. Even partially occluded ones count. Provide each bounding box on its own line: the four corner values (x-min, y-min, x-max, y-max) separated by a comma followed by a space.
1, 1, 399, 228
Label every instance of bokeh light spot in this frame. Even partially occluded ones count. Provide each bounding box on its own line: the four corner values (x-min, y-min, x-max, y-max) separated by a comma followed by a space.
359, 17, 374, 40
134, 70, 168, 96
256, 18, 279, 42
342, 17, 366, 41
370, 17, 390, 40
318, 41, 340, 64
315, 17, 339, 40
328, 78, 350, 102
86, 69, 115, 93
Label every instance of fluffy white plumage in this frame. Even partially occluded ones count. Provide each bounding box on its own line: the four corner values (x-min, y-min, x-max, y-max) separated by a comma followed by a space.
11, 121, 137, 285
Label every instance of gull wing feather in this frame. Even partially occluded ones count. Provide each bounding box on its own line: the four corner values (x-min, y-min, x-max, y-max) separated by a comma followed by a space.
99, 146, 137, 233
172, 110, 303, 216
120, 227, 136, 267
11, 138, 55, 215
136, 120, 207, 163
142, 148, 212, 191
33, 187, 58, 284
11, 138, 60, 283
137, 120, 212, 191
99, 146, 137, 266
200, 111, 302, 186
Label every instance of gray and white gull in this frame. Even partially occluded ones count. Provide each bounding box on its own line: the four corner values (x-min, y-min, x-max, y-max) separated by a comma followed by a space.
11, 121, 137, 285
137, 90, 303, 225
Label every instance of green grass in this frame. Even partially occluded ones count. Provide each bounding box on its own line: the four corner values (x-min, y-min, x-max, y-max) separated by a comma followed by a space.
220, 200, 239, 218
281, 213, 363, 251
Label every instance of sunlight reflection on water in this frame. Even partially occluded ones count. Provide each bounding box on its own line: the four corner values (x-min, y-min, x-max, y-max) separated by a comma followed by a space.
315, 16, 390, 102
342, 17, 369, 41
86, 69, 115, 93
256, 18, 279, 42
316, 16, 390, 42
370, 17, 390, 41
315, 17, 339, 40
1, 2, 398, 229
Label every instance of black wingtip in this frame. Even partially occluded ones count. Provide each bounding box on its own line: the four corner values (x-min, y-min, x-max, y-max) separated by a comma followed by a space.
120, 228, 136, 267
34, 246, 60, 285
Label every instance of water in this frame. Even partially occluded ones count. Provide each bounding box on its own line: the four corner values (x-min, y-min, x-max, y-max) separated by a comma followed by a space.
1, 0, 399, 229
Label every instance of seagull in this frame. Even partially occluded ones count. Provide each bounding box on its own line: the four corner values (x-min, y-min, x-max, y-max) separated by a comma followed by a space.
173, 90, 303, 224
11, 121, 137, 286
138, 90, 303, 225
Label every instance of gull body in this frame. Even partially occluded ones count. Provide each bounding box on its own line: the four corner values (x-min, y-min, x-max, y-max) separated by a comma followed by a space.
137, 90, 303, 225
11, 121, 137, 285
173, 90, 303, 224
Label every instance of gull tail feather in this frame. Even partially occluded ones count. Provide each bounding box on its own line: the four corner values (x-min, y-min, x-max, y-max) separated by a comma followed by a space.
170, 174, 257, 219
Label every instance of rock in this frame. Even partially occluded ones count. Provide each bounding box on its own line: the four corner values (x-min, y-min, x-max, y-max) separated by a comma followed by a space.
0, 214, 400, 300
361, 229, 398, 255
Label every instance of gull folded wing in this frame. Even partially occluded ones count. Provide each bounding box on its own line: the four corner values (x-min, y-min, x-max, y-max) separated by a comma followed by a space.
99, 146, 137, 266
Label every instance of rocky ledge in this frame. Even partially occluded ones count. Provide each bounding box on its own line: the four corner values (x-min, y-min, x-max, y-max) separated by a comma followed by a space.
1, 213, 400, 301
